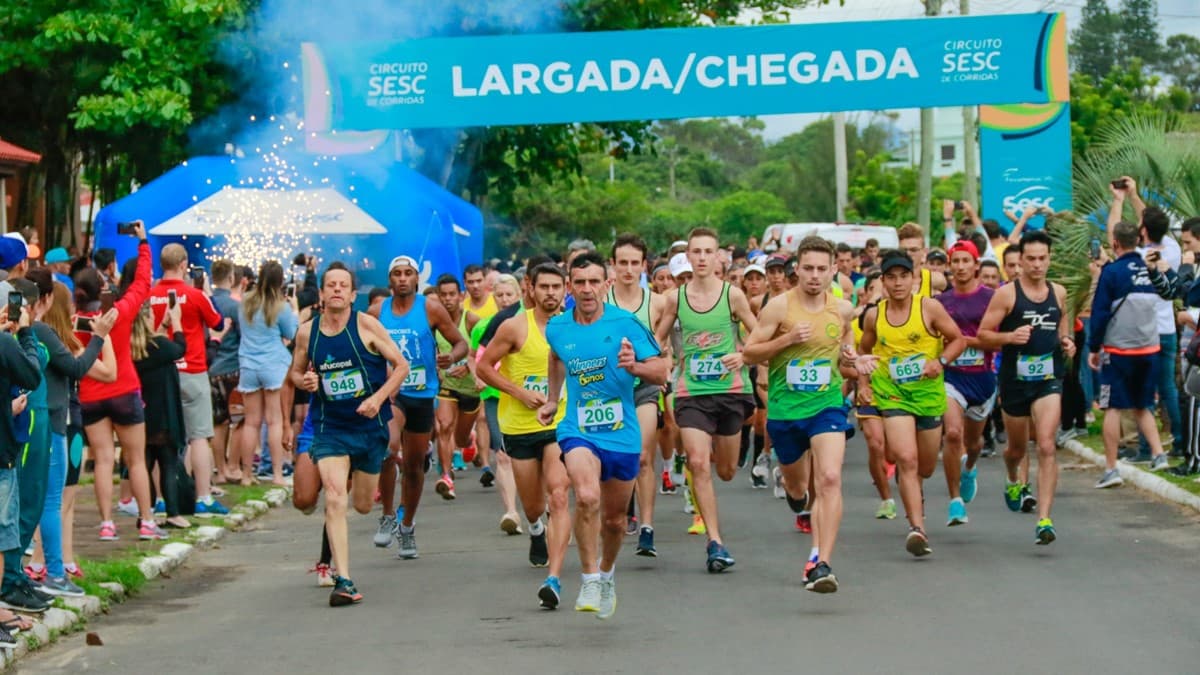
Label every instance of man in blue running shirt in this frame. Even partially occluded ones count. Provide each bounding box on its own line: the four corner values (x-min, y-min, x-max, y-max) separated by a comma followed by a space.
540, 252, 669, 620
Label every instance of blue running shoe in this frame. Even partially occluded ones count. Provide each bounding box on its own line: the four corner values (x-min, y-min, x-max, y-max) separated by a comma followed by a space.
538, 576, 561, 609
1004, 481, 1022, 512
946, 497, 968, 526
153, 499, 166, 515
959, 456, 978, 504
195, 499, 230, 517
451, 450, 467, 472
636, 527, 657, 557
705, 540, 735, 573
1035, 518, 1056, 545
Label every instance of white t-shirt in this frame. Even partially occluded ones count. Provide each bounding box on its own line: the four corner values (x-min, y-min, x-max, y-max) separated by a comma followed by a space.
1139, 235, 1182, 335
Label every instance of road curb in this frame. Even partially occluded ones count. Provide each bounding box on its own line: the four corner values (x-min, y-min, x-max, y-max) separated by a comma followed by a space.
1062, 439, 1200, 513
1, 486, 291, 667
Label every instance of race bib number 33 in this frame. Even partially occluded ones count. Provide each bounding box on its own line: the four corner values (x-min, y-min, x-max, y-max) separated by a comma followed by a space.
1016, 354, 1054, 381
689, 354, 728, 382
786, 358, 832, 392
888, 355, 926, 384
577, 398, 623, 433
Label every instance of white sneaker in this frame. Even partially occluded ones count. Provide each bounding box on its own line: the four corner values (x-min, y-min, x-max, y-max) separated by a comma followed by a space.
575, 578, 602, 612
772, 466, 785, 499
1095, 468, 1124, 489
373, 514, 396, 548
751, 454, 769, 479
596, 578, 617, 620
116, 499, 139, 518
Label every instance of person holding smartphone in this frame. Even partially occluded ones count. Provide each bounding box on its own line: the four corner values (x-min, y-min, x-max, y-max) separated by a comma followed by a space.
76, 220, 165, 542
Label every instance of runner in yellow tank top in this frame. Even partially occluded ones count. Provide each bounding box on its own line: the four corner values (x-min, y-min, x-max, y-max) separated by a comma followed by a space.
463, 265, 498, 319
857, 249, 965, 559
477, 264, 571, 605
897, 222, 947, 298
852, 271, 896, 519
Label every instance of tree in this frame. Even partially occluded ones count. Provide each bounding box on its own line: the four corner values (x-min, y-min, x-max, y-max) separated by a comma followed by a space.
0, 1, 248, 248
1070, 0, 1120, 81
1162, 34, 1200, 108
1067, 63, 1188, 157
1117, 0, 1161, 67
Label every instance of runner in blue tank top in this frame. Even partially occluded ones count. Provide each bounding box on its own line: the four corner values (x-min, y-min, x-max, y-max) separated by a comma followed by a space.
373, 255, 468, 560
540, 252, 668, 620
290, 263, 410, 608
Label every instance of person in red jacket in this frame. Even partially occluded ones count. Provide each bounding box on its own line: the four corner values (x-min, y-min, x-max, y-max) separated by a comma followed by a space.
75, 221, 166, 541
148, 244, 229, 516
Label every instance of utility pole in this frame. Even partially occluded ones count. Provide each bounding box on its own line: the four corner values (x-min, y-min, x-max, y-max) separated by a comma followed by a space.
960, 0, 978, 208
917, 0, 941, 238
833, 112, 848, 221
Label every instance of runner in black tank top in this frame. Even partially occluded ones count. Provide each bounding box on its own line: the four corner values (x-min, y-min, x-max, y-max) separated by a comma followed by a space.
977, 232, 1075, 546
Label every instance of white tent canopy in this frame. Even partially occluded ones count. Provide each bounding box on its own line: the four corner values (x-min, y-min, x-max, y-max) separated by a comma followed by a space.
149, 187, 386, 236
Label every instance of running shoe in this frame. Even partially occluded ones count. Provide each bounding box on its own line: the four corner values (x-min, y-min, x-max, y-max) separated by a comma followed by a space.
959, 455, 978, 503
795, 513, 812, 534
946, 497, 968, 527
373, 514, 396, 548
805, 561, 838, 594
705, 540, 735, 573
1095, 468, 1124, 489
538, 576, 561, 610
529, 532, 549, 567
0, 624, 14, 649
625, 516, 638, 536
1019, 485, 1037, 513
660, 470, 677, 495
905, 526, 932, 557
0, 584, 48, 613
1149, 454, 1170, 472
875, 499, 897, 520
195, 499, 229, 517
1004, 481, 1023, 512
116, 498, 138, 518
39, 576, 85, 598
153, 499, 166, 515
803, 560, 816, 582
885, 462, 896, 481
65, 564, 84, 580
597, 578, 617, 620
139, 520, 168, 540
683, 486, 696, 514
462, 445, 477, 466
311, 562, 336, 588
99, 522, 118, 543
397, 526, 419, 559
772, 466, 785, 499
671, 454, 687, 487
479, 466, 495, 487
786, 491, 808, 514
575, 578, 602, 612
435, 474, 457, 500
980, 440, 995, 458
1035, 518, 1056, 545
500, 512, 522, 535
1169, 459, 1200, 476
750, 455, 769, 489
23, 565, 45, 584
329, 576, 362, 607
687, 514, 706, 535
636, 527, 657, 557
451, 450, 467, 472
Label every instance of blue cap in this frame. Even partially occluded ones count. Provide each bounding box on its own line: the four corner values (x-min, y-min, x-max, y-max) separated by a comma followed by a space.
45, 247, 70, 264
0, 237, 27, 269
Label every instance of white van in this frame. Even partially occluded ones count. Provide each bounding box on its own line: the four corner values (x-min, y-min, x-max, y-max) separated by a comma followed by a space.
762, 223, 899, 253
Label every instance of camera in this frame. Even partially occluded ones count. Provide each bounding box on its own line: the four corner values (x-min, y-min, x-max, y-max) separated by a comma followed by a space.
1111, 179, 1129, 190
116, 221, 139, 235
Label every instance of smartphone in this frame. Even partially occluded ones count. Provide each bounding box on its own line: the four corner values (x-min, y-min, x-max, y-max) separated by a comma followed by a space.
116, 221, 138, 235
292, 265, 307, 285
1146, 250, 1161, 264
99, 291, 115, 313
73, 315, 94, 333
1111, 179, 1128, 190
168, 289, 177, 309
189, 266, 206, 289
953, 201, 964, 211
1089, 238, 1101, 260
7, 292, 22, 323
286, 283, 296, 299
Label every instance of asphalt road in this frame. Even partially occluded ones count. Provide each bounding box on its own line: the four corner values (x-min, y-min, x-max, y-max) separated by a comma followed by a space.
22, 435, 1200, 674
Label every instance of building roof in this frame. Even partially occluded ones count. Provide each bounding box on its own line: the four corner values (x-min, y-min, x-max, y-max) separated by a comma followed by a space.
0, 139, 40, 164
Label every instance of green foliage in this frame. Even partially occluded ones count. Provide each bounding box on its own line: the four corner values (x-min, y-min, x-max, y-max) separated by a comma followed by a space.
1068, 63, 1188, 157
1117, 0, 1161, 67
1046, 211, 1104, 320
1162, 34, 1200, 106
1070, 0, 1120, 81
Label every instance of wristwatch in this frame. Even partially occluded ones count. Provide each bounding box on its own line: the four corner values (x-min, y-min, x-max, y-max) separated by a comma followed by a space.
938, 356, 949, 366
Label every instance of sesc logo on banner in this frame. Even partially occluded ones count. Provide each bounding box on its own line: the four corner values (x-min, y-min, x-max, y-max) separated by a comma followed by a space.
366, 62, 430, 107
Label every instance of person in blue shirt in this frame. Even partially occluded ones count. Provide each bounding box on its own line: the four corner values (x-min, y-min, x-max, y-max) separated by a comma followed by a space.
540, 252, 668, 620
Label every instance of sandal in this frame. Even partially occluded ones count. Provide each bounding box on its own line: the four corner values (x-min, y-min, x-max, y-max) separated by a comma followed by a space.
0, 612, 33, 634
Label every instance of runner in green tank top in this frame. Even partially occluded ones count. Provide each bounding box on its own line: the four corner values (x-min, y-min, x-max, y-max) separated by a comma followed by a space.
654, 227, 759, 573
432, 274, 483, 484
745, 236, 858, 594
607, 234, 669, 558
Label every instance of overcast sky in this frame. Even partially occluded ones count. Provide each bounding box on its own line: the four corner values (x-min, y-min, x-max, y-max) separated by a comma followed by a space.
755, 0, 1200, 140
